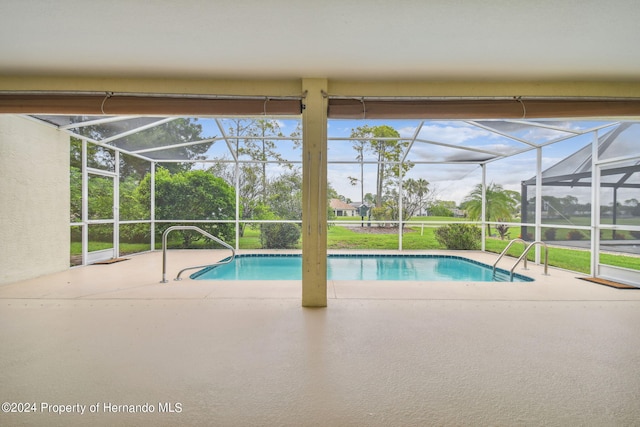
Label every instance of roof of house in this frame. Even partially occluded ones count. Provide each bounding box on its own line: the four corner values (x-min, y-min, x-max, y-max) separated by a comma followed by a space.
330, 199, 357, 211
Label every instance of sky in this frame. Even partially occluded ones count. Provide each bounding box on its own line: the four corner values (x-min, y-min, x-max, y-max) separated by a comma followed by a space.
56, 114, 638, 210
197, 118, 621, 205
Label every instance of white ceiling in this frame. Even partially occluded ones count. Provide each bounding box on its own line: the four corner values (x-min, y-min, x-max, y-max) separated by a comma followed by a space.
1, 0, 639, 81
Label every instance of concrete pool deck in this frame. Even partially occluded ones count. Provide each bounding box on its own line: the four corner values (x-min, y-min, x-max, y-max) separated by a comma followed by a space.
1, 250, 640, 426
1, 249, 640, 301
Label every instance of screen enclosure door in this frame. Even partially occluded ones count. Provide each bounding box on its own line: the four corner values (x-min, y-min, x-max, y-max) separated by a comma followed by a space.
86, 171, 117, 263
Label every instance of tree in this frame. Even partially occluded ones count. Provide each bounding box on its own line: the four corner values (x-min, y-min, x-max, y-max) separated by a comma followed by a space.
70, 136, 116, 172
226, 119, 300, 198
363, 193, 376, 206
70, 166, 82, 223
213, 119, 301, 236
402, 178, 431, 219
560, 195, 579, 216
120, 118, 213, 175
462, 183, 518, 235
348, 136, 367, 205
70, 118, 213, 177
137, 168, 236, 247
209, 159, 302, 238
208, 160, 268, 237
118, 174, 151, 243
382, 178, 431, 222
327, 183, 340, 201
87, 175, 114, 220
429, 200, 456, 217
266, 169, 303, 219
350, 125, 413, 207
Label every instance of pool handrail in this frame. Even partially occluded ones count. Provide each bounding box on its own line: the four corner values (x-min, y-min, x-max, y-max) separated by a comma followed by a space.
492, 238, 528, 275
509, 240, 549, 281
161, 225, 235, 283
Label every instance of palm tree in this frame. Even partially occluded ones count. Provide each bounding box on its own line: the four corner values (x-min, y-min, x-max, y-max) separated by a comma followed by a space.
462, 183, 517, 236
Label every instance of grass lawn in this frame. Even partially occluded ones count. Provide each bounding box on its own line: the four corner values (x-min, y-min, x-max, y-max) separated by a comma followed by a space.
483, 237, 640, 274
327, 224, 443, 250
326, 223, 640, 274
483, 238, 592, 273
71, 241, 152, 255
239, 226, 270, 250
73, 218, 640, 275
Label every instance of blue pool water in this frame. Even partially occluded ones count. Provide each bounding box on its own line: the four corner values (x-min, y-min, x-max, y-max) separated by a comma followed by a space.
190, 254, 533, 282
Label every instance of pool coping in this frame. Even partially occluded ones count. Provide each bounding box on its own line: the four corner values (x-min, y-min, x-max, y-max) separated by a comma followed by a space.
190, 253, 534, 282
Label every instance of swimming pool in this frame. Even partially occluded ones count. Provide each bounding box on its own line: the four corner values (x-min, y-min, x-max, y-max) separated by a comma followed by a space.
190, 254, 533, 282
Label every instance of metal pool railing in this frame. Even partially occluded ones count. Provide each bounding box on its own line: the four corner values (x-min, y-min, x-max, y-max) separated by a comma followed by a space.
161, 225, 235, 283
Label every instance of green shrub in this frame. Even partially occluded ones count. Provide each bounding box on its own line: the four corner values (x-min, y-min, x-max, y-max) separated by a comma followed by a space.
434, 223, 481, 250
260, 222, 301, 249
544, 228, 557, 241
371, 207, 389, 226
428, 204, 454, 217
567, 230, 586, 240
520, 231, 533, 241
119, 223, 150, 244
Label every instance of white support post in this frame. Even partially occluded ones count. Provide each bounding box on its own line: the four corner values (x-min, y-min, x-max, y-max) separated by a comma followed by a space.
398, 164, 403, 251
481, 164, 486, 251
590, 130, 600, 277
301, 78, 328, 308
114, 150, 120, 258
150, 162, 156, 251
81, 139, 88, 265
235, 160, 240, 251
535, 147, 543, 264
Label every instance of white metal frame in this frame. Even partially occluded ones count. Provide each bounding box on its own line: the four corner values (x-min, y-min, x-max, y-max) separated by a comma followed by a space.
60, 116, 639, 286
84, 160, 119, 263
593, 152, 640, 286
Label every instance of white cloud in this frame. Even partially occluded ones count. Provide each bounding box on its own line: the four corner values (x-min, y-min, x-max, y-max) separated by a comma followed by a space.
323, 120, 616, 205
520, 126, 573, 143
416, 123, 496, 145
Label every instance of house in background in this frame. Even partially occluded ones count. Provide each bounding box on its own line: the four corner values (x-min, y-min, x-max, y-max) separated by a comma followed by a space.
330, 198, 358, 217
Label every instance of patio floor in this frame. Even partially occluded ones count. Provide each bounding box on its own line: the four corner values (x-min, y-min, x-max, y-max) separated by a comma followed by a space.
1, 250, 639, 426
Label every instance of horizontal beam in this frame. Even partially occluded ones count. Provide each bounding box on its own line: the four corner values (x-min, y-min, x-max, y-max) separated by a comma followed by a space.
327, 98, 640, 119
4, 76, 640, 102
0, 93, 302, 115
327, 80, 640, 99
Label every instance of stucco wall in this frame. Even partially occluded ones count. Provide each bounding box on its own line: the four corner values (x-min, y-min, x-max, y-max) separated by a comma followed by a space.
0, 115, 69, 285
